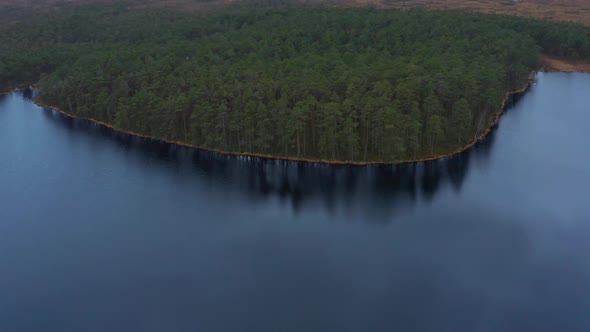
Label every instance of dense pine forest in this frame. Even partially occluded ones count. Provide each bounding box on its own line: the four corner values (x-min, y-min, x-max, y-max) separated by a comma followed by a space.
1, 4, 589, 162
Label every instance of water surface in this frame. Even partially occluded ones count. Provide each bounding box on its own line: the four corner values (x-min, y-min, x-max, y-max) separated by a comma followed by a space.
1, 73, 589, 331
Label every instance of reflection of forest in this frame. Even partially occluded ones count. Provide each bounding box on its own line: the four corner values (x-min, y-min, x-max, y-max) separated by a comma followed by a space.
33, 87, 538, 218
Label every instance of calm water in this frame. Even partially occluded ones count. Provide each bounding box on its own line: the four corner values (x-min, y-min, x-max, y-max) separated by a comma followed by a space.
1, 73, 589, 332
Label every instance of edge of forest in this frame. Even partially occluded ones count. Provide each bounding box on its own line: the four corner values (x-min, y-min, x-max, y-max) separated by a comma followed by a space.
4, 58, 588, 166
29, 72, 534, 165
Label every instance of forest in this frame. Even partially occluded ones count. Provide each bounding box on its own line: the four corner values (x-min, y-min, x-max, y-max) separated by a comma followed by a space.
1, 4, 589, 162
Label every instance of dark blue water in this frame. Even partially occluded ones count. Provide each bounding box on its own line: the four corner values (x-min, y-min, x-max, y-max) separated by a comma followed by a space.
1, 72, 589, 332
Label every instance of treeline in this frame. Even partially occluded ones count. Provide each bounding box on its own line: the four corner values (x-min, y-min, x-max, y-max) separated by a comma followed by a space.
1, 5, 589, 162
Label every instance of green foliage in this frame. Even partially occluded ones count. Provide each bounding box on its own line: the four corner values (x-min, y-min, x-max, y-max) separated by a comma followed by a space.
1, 5, 589, 161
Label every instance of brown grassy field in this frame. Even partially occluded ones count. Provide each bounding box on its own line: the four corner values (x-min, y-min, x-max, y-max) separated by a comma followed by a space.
379, 0, 590, 26
1, 0, 590, 26
305, 0, 590, 26
542, 55, 590, 72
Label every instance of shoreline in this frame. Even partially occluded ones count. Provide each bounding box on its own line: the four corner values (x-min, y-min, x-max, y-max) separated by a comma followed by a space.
31, 74, 534, 166
4, 58, 586, 166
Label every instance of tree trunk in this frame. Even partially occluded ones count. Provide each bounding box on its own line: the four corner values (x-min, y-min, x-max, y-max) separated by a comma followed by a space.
363, 123, 369, 160
296, 128, 301, 157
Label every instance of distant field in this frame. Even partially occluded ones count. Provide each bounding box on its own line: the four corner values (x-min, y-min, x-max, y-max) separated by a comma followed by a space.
307, 0, 590, 26
375, 0, 590, 26
1, 0, 589, 26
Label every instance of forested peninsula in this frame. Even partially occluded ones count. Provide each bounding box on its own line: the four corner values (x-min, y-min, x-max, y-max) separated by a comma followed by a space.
1, 4, 590, 163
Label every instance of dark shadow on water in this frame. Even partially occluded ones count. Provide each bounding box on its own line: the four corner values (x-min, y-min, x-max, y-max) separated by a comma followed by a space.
419, 160, 443, 202
21, 88, 34, 100
446, 151, 471, 192
31, 87, 529, 219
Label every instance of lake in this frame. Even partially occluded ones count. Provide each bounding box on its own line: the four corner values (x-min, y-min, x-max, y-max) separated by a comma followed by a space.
1, 72, 589, 332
